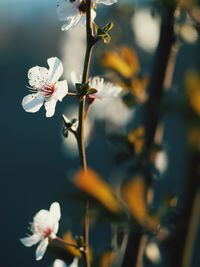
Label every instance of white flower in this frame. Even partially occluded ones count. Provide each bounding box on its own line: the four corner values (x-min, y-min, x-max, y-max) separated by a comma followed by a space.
57, 0, 117, 31
53, 258, 79, 267
88, 76, 122, 99
22, 57, 68, 117
131, 8, 161, 53
71, 72, 122, 100
154, 150, 168, 175
20, 202, 61, 261
145, 242, 161, 264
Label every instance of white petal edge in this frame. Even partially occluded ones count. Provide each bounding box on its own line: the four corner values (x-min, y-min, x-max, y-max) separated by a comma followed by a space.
28, 66, 48, 88
22, 93, 44, 113
49, 202, 61, 222
54, 80, 68, 102
70, 71, 81, 85
20, 234, 41, 247
44, 98, 58, 118
70, 257, 79, 267
47, 57, 63, 84
57, 1, 77, 21
36, 238, 49, 261
93, 0, 117, 5
53, 259, 67, 267
61, 14, 82, 31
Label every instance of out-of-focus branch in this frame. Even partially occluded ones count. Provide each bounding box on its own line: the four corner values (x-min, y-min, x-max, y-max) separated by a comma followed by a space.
121, 3, 176, 267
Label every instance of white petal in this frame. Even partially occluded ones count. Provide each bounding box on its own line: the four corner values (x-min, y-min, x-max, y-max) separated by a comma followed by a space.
28, 66, 48, 88
49, 202, 61, 222
61, 14, 82, 31
57, 1, 77, 21
20, 234, 41, 247
22, 93, 44, 113
70, 257, 79, 267
44, 98, 58, 117
36, 238, 49, 261
53, 259, 67, 267
54, 80, 68, 101
70, 71, 82, 85
93, 0, 117, 5
91, 9, 96, 21
47, 57, 63, 84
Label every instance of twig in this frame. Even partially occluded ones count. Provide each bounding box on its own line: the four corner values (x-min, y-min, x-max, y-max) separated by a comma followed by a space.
76, 1, 95, 267
121, 3, 176, 267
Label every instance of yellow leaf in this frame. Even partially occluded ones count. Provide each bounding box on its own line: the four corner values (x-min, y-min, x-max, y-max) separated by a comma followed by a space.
121, 177, 159, 230
75, 169, 122, 214
99, 251, 116, 267
127, 127, 145, 155
185, 71, 200, 116
131, 77, 148, 102
102, 46, 140, 79
63, 232, 82, 258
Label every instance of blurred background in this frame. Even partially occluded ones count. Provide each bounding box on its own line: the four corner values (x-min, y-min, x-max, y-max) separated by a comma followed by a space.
0, 0, 199, 267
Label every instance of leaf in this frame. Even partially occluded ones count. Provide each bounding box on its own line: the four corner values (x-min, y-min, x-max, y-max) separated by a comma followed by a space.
74, 169, 122, 214
99, 251, 116, 267
121, 177, 159, 230
63, 232, 82, 258
101, 46, 140, 79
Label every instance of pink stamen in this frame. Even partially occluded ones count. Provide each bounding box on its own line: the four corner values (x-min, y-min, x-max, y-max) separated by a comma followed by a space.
44, 227, 53, 237
42, 83, 55, 97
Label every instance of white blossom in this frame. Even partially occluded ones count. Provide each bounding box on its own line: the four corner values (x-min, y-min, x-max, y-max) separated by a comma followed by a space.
57, 0, 117, 31
22, 57, 68, 117
53, 258, 79, 267
131, 8, 161, 53
71, 72, 122, 100
20, 202, 61, 261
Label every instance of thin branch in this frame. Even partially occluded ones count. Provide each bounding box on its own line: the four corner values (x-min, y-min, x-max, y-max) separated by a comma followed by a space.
76, 1, 95, 267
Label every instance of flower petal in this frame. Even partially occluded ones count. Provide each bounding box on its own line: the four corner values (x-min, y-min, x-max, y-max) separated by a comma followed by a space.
57, 1, 77, 21
28, 66, 48, 88
53, 259, 67, 267
54, 80, 68, 102
44, 98, 58, 118
70, 71, 81, 85
61, 14, 82, 31
93, 0, 117, 5
20, 234, 41, 247
70, 257, 79, 267
36, 238, 49, 261
47, 57, 63, 84
22, 93, 44, 113
49, 202, 61, 222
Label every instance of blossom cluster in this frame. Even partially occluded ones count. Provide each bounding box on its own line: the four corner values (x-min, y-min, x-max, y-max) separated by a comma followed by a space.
21, 0, 119, 265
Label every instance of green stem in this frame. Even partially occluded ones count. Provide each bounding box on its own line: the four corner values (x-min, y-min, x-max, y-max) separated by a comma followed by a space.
77, 1, 94, 267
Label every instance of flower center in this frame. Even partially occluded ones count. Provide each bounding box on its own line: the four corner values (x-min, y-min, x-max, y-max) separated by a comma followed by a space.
78, 0, 95, 15
43, 227, 53, 237
41, 83, 55, 97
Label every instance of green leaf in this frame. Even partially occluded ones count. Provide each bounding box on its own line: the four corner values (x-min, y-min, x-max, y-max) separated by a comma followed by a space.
85, 88, 97, 96
102, 22, 114, 33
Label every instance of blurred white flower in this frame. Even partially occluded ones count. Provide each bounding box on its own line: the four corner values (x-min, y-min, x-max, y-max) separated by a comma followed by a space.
57, 0, 117, 31
71, 72, 122, 100
71, 72, 133, 127
155, 150, 168, 174
60, 27, 85, 82
22, 57, 68, 117
62, 105, 93, 156
131, 8, 161, 53
20, 202, 61, 261
53, 258, 79, 267
90, 96, 135, 127
145, 242, 161, 264
179, 24, 198, 44
89, 76, 122, 99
